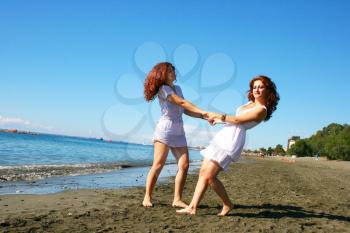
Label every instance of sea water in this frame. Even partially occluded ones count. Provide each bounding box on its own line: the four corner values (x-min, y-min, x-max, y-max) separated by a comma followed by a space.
0, 132, 202, 194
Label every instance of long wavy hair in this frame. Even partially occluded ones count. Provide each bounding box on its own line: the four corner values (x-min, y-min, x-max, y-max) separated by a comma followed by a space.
247, 75, 280, 121
144, 62, 175, 102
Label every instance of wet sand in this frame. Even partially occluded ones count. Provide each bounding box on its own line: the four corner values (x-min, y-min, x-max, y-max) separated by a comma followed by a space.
1, 156, 350, 232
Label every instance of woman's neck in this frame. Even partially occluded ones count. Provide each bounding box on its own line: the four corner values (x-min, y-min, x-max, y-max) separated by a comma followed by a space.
254, 98, 266, 106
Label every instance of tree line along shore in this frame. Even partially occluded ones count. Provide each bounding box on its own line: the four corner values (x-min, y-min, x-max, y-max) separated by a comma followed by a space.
244, 123, 350, 161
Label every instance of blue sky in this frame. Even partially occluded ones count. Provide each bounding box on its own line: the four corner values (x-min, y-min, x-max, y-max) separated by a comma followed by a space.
1, 0, 350, 149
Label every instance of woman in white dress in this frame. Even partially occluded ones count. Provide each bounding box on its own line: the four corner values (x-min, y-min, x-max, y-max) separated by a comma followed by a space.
177, 75, 280, 216
142, 62, 208, 208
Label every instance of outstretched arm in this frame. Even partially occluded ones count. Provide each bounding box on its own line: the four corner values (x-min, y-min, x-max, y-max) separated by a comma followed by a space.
208, 107, 267, 125
184, 110, 206, 119
167, 94, 206, 117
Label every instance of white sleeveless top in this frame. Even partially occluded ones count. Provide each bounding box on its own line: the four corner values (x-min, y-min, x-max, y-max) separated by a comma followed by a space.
200, 102, 268, 170
235, 102, 267, 130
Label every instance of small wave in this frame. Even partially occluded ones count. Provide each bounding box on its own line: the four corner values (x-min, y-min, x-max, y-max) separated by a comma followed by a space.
0, 162, 150, 182
0, 163, 128, 170
0, 159, 202, 182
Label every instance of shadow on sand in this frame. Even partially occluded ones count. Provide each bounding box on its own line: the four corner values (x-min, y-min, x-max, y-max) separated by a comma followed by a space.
217, 203, 350, 222
156, 202, 349, 222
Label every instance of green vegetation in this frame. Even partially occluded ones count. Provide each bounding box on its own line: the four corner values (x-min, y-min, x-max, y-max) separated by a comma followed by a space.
288, 123, 350, 161
274, 144, 286, 156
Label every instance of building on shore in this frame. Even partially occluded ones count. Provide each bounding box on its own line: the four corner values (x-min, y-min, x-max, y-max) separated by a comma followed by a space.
287, 136, 300, 150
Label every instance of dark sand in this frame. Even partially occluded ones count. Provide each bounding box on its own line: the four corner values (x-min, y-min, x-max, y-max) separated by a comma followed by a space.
1, 156, 350, 233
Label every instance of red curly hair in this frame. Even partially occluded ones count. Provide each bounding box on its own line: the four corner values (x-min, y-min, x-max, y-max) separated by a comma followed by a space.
144, 62, 175, 101
247, 75, 280, 121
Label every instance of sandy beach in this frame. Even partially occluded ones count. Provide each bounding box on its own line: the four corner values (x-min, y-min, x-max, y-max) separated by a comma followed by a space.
1, 156, 350, 233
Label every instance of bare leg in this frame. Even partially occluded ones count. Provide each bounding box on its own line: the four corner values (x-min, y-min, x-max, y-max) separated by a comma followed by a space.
209, 176, 234, 216
171, 147, 189, 208
142, 141, 169, 207
176, 159, 221, 215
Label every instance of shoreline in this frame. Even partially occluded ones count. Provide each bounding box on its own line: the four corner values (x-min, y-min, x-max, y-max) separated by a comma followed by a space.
1, 156, 350, 232
0, 161, 203, 195
0, 157, 254, 195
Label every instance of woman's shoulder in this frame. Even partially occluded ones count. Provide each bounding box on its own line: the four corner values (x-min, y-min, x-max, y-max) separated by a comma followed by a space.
159, 84, 169, 89
158, 85, 176, 99
159, 85, 173, 92
238, 101, 253, 110
238, 102, 267, 113
159, 85, 182, 97
174, 84, 181, 89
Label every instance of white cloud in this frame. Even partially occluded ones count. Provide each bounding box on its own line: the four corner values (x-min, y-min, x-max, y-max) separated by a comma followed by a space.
0, 115, 31, 126
0, 115, 57, 134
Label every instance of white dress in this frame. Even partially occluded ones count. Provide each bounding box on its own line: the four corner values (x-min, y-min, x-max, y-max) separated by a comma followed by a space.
200, 102, 267, 170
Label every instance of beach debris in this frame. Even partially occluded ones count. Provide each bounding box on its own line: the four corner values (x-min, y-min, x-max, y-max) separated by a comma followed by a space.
11, 218, 27, 227
0, 219, 10, 227
67, 212, 73, 216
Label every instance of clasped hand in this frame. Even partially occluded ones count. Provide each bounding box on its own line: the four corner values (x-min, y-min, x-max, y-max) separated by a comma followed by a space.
202, 112, 222, 125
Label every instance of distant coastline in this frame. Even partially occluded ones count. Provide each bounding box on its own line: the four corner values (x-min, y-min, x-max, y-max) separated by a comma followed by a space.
0, 128, 38, 135
0, 128, 207, 149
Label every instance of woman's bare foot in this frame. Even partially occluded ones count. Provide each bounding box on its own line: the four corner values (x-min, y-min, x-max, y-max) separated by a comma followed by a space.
142, 196, 153, 207
172, 200, 188, 208
176, 206, 196, 215
217, 203, 234, 216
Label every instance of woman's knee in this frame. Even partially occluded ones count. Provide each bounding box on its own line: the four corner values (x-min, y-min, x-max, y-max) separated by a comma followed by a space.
199, 166, 208, 178
178, 161, 189, 172
199, 172, 215, 183
151, 163, 164, 174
